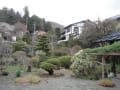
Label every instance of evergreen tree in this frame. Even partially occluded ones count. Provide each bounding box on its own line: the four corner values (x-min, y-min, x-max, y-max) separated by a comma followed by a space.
22, 32, 32, 44
22, 6, 30, 31
36, 35, 49, 55
0, 7, 22, 24
16, 12, 22, 22
0, 7, 9, 23
23, 6, 29, 24
0, 6, 54, 33
7, 8, 17, 24
55, 28, 61, 40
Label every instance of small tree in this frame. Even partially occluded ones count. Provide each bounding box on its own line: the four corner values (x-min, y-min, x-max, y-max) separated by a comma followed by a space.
22, 32, 32, 44
13, 40, 26, 52
35, 50, 46, 68
80, 19, 117, 48
0, 43, 13, 73
13, 51, 27, 70
36, 35, 50, 56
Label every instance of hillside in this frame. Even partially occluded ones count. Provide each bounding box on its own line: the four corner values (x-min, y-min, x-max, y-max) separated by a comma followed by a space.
49, 21, 64, 32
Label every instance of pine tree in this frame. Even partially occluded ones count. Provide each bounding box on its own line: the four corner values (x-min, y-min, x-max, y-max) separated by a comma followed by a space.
22, 32, 32, 44
36, 35, 49, 55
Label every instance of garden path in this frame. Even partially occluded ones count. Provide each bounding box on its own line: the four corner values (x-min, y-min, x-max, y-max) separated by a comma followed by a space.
0, 69, 120, 90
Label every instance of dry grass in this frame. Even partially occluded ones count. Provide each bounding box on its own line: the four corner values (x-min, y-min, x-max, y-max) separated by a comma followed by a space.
98, 79, 115, 87
15, 74, 41, 84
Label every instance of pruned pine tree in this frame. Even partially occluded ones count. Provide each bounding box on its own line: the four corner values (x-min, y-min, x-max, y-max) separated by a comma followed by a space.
36, 35, 49, 55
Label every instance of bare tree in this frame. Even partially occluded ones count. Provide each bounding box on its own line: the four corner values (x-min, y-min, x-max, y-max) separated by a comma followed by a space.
80, 19, 117, 48
13, 51, 27, 70
0, 43, 13, 73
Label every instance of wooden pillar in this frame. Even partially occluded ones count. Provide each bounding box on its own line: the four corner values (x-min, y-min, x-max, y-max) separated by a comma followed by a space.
102, 56, 105, 79
111, 56, 116, 77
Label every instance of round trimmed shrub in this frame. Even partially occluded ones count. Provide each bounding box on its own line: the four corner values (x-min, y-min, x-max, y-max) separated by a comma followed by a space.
40, 62, 55, 75
46, 58, 60, 69
58, 56, 72, 69
71, 52, 102, 80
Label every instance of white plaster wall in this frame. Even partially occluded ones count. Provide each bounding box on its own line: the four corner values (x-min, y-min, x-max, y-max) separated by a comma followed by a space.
12, 36, 16, 41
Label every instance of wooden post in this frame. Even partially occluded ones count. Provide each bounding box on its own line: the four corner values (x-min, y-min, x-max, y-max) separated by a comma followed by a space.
102, 56, 105, 79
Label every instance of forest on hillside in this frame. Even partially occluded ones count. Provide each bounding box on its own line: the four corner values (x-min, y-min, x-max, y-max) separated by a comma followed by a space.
0, 6, 63, 34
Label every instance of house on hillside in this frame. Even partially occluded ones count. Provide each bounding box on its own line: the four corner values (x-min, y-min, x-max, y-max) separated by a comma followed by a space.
0, 22, 27, 42
0, 22, 15, 42
58, 20, 91, 44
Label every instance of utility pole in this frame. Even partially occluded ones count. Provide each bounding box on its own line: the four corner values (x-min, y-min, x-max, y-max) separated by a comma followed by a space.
33, 22, 36, 34
31, 22, 36, 56
26, 17, 28, 30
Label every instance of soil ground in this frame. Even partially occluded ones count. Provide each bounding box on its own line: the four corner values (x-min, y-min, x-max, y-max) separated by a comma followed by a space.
0, 69, 120, 90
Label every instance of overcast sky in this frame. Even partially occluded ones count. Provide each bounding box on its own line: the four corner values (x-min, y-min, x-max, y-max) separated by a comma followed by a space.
0, 0, 120, 26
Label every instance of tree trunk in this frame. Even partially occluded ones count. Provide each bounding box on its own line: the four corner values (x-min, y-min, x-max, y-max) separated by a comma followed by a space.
47, 69, 54, 75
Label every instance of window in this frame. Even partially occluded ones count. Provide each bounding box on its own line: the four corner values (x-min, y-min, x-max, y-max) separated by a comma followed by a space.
67, 28, 70, 33
73, 27, 79, 35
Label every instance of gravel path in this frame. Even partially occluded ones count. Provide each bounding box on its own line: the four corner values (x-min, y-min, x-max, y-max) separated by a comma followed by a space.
0, 69, 120, 90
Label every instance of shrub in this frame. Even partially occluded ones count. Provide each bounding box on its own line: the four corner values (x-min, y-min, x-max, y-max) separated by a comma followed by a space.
71, 52, 102, 80
58, 56, 72, 69
98, 79, 115, 87
13, 40, 27, 52
15, 74, 41, 84
16, 71, 21, 77
84, 41, 120, 53
31, 56, 39, 67
46, 58, 60, 69
1, 71, 9, 76
40, 62, 55, 75
54, 47, 70, 56
35, 50, 47, 62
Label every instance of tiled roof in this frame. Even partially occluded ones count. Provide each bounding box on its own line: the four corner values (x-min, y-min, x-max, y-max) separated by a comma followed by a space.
95, 31, 120, 43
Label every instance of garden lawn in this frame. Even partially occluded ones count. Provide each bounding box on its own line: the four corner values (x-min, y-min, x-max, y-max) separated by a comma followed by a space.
6, 66, 46, 73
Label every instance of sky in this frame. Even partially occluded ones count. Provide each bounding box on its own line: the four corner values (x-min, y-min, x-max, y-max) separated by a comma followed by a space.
0, 0, 120, 26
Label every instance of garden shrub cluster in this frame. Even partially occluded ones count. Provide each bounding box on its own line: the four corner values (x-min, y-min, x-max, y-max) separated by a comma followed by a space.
57, 56, 72, 69
46, 58, 60, 66
45, 56, 72, 69
71, 52, 102, 80
46, 58, 60, 69
40, 56, 72, 75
